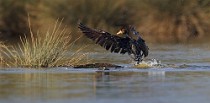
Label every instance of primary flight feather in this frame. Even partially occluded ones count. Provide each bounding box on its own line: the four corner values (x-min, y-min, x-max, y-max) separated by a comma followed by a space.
78, 23, 149, 64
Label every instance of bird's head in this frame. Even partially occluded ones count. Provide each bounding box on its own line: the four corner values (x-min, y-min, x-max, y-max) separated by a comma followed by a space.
117, 25, 139, 38
116, 28, 127, 36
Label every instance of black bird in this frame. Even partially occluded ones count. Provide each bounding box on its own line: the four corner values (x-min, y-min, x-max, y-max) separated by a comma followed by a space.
78, 23, 149, 64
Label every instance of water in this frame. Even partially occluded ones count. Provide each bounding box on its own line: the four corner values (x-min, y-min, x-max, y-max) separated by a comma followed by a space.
0, 44, 210, 103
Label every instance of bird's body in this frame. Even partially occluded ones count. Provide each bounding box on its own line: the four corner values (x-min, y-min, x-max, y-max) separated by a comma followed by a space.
78, 23, 149, 64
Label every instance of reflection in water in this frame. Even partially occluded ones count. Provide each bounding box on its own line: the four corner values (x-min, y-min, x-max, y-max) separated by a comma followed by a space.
148, 70, 165, 81
0, 44, 210, 103
1, 70, 210, 103
94, 71, 165, 98
0, 72, 96, 102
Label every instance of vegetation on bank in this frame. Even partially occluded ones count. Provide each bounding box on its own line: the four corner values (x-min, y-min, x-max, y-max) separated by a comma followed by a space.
0, 0, 209, 68
1, 0, 210, 43
0, 20, 88, 68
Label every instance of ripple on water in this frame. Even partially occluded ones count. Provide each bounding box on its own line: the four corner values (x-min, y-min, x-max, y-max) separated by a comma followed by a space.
0, 58, 210, 73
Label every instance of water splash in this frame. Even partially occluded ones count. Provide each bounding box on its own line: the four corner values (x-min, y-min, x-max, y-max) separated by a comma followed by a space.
133, 58, 163, 68
132, 58, 210, 69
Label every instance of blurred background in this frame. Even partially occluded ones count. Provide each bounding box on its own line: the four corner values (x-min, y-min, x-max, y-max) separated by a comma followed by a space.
0, 0, 210, 44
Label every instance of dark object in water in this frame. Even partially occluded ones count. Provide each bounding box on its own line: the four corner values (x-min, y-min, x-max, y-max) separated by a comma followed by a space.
73, 63, 122, 68
78, 23, 149, 64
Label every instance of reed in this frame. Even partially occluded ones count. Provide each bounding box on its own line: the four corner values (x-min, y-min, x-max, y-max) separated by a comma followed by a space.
0, 42, 9, 67
1, 19, 88, 68
6, 20, 69, 67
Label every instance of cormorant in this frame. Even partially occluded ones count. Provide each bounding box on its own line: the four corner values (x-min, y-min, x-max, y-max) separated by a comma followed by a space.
78, 23, 149, 64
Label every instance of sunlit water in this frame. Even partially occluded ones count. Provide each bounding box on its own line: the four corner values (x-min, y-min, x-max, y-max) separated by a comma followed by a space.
0, 44, 210, 103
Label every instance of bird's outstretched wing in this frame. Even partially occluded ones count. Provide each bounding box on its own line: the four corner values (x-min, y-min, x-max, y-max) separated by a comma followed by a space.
78, 23, 132, 54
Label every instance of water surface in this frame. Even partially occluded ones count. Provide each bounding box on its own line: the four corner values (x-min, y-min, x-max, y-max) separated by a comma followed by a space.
0, 44, 210, 103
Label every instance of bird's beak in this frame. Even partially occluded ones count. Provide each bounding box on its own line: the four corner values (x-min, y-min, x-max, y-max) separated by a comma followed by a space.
117, 30, 123, 35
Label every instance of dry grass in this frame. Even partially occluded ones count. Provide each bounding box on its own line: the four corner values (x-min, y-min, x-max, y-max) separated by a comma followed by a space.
2, 20, 70, 67
18, 20, 69, 67
0, 19, 89, 68
0, 42, 9, 66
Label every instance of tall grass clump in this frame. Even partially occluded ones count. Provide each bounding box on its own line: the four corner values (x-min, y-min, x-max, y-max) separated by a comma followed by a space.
22, 21, 70, 67
1, 19, 74, 68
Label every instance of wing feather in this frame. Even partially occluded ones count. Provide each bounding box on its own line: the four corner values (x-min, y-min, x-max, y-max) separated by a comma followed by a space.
78, 23, 131, 54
